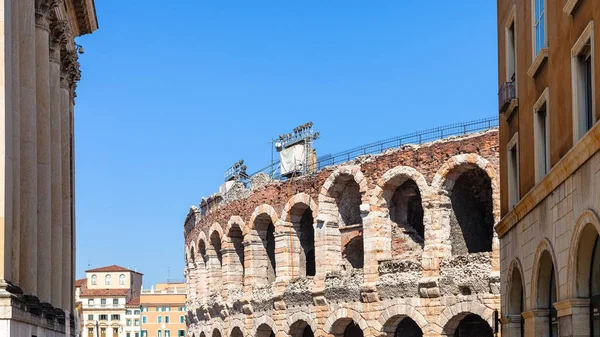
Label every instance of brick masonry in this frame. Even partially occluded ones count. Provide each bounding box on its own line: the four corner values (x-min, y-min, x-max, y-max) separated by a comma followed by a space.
183, 130, 501, 337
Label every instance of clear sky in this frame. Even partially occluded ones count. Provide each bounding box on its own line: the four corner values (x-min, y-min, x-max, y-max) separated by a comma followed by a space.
74, 1, 498, 287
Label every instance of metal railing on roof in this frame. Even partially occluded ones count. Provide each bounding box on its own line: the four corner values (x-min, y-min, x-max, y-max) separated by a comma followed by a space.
248, 116, 499, 180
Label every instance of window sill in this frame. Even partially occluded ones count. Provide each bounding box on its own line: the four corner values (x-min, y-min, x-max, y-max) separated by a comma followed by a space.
563, 0, 580, 15
527, 48, 548, 78
505, 98, 519, 120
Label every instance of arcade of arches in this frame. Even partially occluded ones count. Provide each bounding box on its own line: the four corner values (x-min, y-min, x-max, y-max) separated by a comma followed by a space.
184, 131, 500, 337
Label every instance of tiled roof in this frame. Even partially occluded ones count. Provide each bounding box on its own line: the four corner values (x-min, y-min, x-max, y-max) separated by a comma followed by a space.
85, 265, 142, 274
79, 288, 129, 297
126, 297, 140, 307
75, 278, 87, 287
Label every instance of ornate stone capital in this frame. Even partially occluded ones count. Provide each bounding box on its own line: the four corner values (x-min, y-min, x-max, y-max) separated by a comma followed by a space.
50, 20, 69, 63
35, 0, 60, 30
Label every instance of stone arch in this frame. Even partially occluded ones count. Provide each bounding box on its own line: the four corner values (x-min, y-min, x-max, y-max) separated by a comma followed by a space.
253, 315, 279, 337
281, 193, 319, 222
211, 323, 225, 337
531, 239, 559, 309
280, 193, 318, 278
249, 204, 280, 230
197, 232, 208, 261
437, 302, 493, 336
249, 204, 279, 284
227, 318, 246, 337
188, 241, 197, 263
507, 258, 526, 314
226, 216, 247, 237
324, 307, 369, 335
209, 223, 224, 266
568, 209, 600, 298
432, 154, 498, 255
225, 216, 246, 286
319, 166, 368, 227
376, 166, 430, 258
378, 303, 428, 333
285, 312, 318, 337
431, 153, 499, 220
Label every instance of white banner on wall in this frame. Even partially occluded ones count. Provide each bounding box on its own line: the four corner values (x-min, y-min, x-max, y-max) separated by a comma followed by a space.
280, 143, 305, 176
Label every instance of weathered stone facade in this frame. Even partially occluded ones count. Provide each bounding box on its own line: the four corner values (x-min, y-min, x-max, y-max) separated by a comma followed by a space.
184, 130, 501, 337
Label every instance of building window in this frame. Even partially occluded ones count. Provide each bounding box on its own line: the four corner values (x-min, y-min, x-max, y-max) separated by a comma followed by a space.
127, 334, 131, 337
165, 316, 170, 324
179, 330, 185, 337
142, 331, 147, 337
113, 299, 119, 306
127, 319, 132, 326
505, 5, 517, 84
507, 133, 520, 209
91, 275, 97, 285
120, 274, 126, 285
158, 331, 162, 337
165, 330, 171, 337
142, 316, 147, 324
88, 328, 94, 337
101, 299, 106, 307
88, 314, 94, 320
533, 0, 546, 55
99, 314, 108, 321
111, 314, 120, 321
126, 310, 132, 315
136, 333, 140, 337
88, 299, 93, 306
135, 319, 140, 326
101, 328, 106, 337
105, 274, 111, 285
180, 316, 185, 323
113, 328, 119, 337
534, 88, 550, 182
572, 22, 595, 141
134, 310, 141, 315
158, 316, 163, 324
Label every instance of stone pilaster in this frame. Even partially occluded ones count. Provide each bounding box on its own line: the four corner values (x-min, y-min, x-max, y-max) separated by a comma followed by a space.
49, 19, 67, 310
523, 309, 550, 337
501, 314, 524, 337
34, 0, 58, 307
19, 0, 38, 297
555, 298, 590, 337
10, 0, 21, 287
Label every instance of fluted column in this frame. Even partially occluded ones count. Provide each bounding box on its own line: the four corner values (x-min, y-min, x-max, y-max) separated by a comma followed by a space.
19, 0, 38, 295
10, 0, 21, 286
60, 52, 74, 310
35, 0, 57, 306
49, 20, 66, 308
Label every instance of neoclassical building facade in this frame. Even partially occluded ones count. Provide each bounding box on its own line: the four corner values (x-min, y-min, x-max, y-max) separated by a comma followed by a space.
0, 0, 98, 336
184, 130, 501, 337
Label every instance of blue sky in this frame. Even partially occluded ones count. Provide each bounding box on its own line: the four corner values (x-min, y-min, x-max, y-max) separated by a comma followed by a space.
74, 1, 498, 286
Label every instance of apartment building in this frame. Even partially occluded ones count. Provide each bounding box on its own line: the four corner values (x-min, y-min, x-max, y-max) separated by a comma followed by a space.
496, 0, 600, 336
140, 283, 186, 337
124, 297, 142, 337
76, 265, 143, 337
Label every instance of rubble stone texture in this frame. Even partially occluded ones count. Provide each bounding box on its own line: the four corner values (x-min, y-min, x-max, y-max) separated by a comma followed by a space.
183, 130, 500, 337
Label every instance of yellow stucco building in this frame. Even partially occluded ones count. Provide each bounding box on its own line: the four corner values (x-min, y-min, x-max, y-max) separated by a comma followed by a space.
140, 282, 187, 337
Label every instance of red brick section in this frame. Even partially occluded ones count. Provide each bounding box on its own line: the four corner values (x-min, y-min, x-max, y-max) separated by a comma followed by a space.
185, 131, 499, 245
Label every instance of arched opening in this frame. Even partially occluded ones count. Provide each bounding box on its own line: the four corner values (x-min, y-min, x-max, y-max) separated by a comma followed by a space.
389, 179, 424, 242
289, 320, 314, 337
197, 239, 209, 298
343, 322, 363, 337
231, 327, 244, 337
343, 235, 364, 269
256, 324, 275, 337
591, 235, 600, 336
449, 167, 494, 255
336, 178, 362, 227
199, 240, 208, 265
453, 314, 493, 337
200, 332, 206, 337
228, 223, 245, 280
289, 202, 316, 277
210, 231, 223, 266
213, 329, 222, 337
536, 251, 558, 337
254, 214, 277, 283
190, 247, 195, 263
394, 317, 422, 337
508, 266, 525, 337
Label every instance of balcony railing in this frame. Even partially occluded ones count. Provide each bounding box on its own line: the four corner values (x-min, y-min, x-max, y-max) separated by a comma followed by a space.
499, 81, 516, 113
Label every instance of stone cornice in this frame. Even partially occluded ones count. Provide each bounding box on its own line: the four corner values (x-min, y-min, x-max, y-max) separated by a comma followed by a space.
496, 122, 600, 237
554, 298, 590, 317
69, 0, 99, 36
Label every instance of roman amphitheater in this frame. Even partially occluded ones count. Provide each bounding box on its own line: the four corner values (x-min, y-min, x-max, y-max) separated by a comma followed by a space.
183, 129, 500, 337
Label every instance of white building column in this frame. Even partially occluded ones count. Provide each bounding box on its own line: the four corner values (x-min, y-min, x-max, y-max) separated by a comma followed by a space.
19, 0, 38, 297
34, 0, 56, 307
49, 19, 66, 309
10, 0, 21, 286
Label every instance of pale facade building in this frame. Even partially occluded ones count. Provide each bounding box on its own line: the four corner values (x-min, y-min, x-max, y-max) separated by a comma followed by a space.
0, 0, 98, 336
497, 0, 600, 336
124, 297, 142, 337
140, 282, 187, 337
77, 265, 143, 337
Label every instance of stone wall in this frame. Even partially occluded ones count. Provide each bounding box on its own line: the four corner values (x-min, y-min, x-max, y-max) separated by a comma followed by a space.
184, 130, 501, 337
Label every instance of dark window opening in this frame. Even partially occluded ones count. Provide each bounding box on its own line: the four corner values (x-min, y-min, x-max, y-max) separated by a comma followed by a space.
229, 225, 245, 278
584, 53, 593, 131
394, 318, 422, 337
256, 215, 277, 282
389, 179, 424, 241
449, 168, 494, 255
299, 209, 316, 277
454, 314, 492, 337
302, 326, 313, 337
336, 179, 362, 227
591, 235, 600, 336
343, 235, 364, 269
210, 232, 223, 266
343, 322, 363, 337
